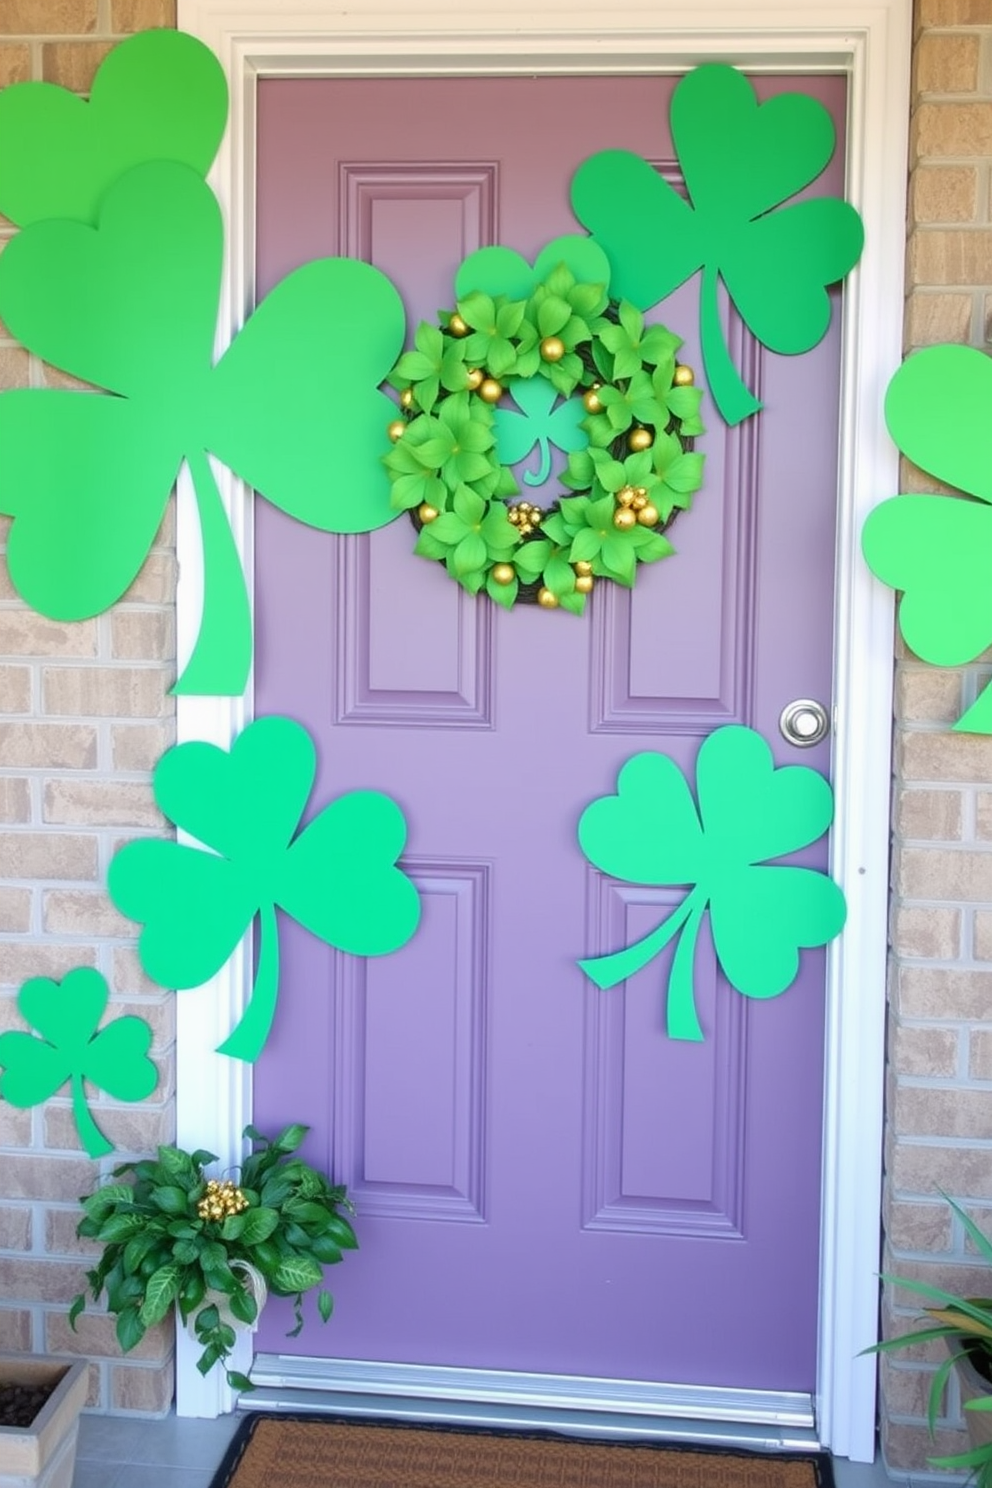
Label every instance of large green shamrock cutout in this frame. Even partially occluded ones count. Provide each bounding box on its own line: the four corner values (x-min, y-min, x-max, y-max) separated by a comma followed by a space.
0, 29, 227, 228
577, 727, 846, 1041
570, 65, 865, 426
493, 379, 588, 486
107, 715, 421, 1063
0, 160, 406, 696
862, 344, 992, 734
0, 969, 157, 1157
454, 236, 612, 302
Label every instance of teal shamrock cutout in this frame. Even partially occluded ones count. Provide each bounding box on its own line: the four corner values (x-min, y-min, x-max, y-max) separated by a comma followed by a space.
107, 716, 421, 1063
577, 727, 846, 1041
0, 160, 406, 696
0, 29, 227, 228
570, 65, 865, 426
0, 969, 157, 1157
493, 379, 588, 486
862, 344, 992, 734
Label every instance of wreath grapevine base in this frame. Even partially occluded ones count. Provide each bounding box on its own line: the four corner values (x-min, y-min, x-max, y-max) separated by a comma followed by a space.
383, 258, 705, 614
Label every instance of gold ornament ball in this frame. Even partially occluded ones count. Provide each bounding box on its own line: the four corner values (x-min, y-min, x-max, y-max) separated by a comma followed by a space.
582, 386, 603, 414
673, 364, 694, 386
540, 336, 566, 363
530, 509, 543, 524
575, 560, 593, 576
508, 508, 521, 524
492, 563, 515, 586
449, 313, 469, 337
479, 378, 503, 403
616, 485, 636, 507
418, 503, 439, 524
613, 508, 637, 529
537, 587, 559, 608
466, 368, 484, 390
637, 504, 660, 527
400, 388, 415, 410
575, 574, 595, 594
387, 419, 406, 442
628, 427, 653, 451
631, 493, 647, 512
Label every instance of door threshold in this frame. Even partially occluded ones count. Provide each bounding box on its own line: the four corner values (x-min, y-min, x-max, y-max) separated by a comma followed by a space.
244, 1354, 820, 1452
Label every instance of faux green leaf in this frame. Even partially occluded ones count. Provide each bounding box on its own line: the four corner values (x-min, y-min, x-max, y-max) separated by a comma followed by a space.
577, 727, 846, 1040
0, 161, 406, 697
107, 715, 421, 1062
570, 65, 865, 425
0, 968, 157, 1157
0, 30, 227, 228
493, 379, 588, 486
861, 345, 992, 734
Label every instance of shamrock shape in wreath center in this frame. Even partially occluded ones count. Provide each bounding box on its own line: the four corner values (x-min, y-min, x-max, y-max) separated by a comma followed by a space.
107, 715, 421, 1063
493, 378, 589, 487
578, 726, 847, 1040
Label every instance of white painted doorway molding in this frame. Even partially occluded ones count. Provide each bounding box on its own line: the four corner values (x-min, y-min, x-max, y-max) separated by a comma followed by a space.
173, 0, 911, 1457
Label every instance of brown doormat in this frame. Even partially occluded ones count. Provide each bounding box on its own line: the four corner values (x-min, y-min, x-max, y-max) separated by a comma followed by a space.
210, 1413, 835, 1488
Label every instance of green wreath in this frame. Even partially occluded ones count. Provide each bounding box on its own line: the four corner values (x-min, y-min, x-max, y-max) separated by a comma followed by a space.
383, 246, 705, 614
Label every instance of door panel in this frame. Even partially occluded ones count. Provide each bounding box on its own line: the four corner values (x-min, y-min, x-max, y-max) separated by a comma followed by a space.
251, 73, 844, 1391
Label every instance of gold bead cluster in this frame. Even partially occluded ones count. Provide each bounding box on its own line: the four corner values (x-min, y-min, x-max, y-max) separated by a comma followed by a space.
197, 1179, 249, 1223
614, 485, 659, 530
507, 502, 543, 537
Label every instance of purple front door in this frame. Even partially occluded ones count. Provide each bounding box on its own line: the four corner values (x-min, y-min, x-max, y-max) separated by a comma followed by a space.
250, 74, 844, 1392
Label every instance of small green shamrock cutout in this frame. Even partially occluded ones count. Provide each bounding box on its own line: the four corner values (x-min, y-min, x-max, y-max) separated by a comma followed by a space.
578, 726, 846, 1041
0, 969, 157, 1157
454, 236, 612, 302
0, 161, 406, 696
862, 344, 992, 734
0, 29, 227, 228
570, 65, 865, 426
493, 380, 588, 486
107, 715, 421, 1064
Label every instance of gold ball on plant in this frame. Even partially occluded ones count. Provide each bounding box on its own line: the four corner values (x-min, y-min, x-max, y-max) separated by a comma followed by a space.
583, 385, 603, 414
399, 388, 414, 409
479, 378, 503, 403
637, 503, 660, 527
492, 563, 515, 586
631, 493, 647, 512
575, 560, 593, 576
616, 486, 636, 507
673, 364, 694, 386
575, 574, 594, 594
537, 587, 559, 608
387, 419, 406, 442
418, 503, 439, 524
613, 508, 637, 529
466, 368, 484, 390
540, 336, 566, 363
628, 427, 653, 451
449, 313, 469, 337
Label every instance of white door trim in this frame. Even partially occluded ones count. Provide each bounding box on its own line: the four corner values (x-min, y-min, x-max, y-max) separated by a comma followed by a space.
173, 0, 910, 1453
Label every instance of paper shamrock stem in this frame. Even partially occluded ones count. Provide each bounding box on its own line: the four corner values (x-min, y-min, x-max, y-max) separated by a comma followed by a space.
0, 969, 157, 1157
107, 715, 421, 1061
698, 264, 761, 427
577, 728, 847, 1041
174, 448, 252, 696
217, 900, 279, 1062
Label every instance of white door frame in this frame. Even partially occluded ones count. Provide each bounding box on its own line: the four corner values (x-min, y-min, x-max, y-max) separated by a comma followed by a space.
173, 0, 911, 1455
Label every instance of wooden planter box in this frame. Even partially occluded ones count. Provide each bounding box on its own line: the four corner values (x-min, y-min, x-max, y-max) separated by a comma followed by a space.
0, 1356, 89, 1488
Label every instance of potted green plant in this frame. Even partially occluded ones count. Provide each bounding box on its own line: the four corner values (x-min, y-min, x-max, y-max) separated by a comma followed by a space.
868, 1194, 992, 1485
69, 1123, 357, 1391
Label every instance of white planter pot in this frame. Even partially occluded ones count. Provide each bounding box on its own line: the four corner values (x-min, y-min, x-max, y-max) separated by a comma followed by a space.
0, 1356, 88, 1488
186, 1260, 268, 1340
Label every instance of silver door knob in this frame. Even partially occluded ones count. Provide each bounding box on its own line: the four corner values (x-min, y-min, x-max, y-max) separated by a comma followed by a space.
779, 698, 830, 748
